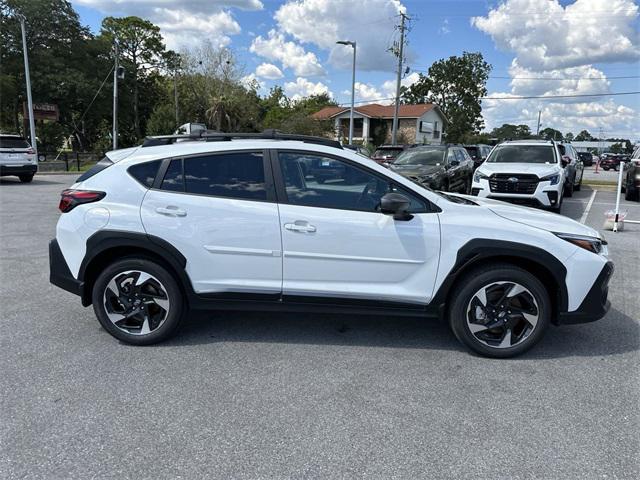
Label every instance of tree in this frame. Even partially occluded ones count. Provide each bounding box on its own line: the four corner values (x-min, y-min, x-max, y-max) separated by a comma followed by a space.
574, 130, 593, 141
490, 123, 532, 140
100, 16, 166, 139
539, 128, 563, 141
565, 132, 574, 142
610, 143, 623, 154
401, 52, 492, 143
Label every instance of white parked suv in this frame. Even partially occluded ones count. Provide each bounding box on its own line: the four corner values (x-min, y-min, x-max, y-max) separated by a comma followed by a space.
471, 140, 582, 212
0, 134, 37, 182
49, 131, 613, 358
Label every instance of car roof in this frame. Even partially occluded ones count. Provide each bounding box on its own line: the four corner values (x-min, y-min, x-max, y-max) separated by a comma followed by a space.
498, 140, 557, 147
109, 139, 358, 165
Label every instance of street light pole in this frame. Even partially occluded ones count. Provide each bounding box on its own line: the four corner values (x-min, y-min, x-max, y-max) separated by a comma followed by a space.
18, 15, 37, 156
112, 40, 119, 150
337, 40, 356, 145
391, 13, 408, 146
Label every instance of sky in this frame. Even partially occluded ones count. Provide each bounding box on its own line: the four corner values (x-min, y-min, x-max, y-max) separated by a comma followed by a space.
72, 0, 640, 140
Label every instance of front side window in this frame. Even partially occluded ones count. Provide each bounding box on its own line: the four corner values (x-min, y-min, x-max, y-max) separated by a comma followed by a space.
487, 145, 557, 164
278, 152, 427, 213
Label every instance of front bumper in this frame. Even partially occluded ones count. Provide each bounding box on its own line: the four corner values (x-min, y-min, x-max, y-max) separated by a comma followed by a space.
0, 164, 37, 176
557, 261, 614, 324
49, 239, 84, 299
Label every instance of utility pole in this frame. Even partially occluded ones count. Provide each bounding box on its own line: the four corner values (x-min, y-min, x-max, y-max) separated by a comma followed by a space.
336, 40, 357, 145
112, 40, 119, 150
18, 15, 37, 156
391, 13, 408, 146
536, 110, 541, 137
174, 73, 179, 127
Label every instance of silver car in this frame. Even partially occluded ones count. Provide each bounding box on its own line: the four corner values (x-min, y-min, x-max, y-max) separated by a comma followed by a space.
0, 134, 37, 183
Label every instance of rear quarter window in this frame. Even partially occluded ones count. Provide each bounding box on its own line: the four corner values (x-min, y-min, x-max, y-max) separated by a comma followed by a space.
76, 157, 114, 182
128, 160, 162, 187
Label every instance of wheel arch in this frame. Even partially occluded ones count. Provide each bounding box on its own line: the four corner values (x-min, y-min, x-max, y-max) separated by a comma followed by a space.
432, 239, 568, 324
78, 231, 192, 307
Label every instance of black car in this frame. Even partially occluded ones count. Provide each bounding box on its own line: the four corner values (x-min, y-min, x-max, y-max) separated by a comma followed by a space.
623, 148, 639, 201
463, 144, 492, 170
577, 151, 594, 167
390, 144, 474, 193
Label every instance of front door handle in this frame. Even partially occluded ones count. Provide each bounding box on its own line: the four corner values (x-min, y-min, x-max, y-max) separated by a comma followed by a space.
156, 206, 187, 217
284, 221, 316, 233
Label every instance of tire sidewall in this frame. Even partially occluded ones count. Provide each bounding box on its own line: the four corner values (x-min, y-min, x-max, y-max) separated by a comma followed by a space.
449, 266, 551, 358
92, 258, 184, 345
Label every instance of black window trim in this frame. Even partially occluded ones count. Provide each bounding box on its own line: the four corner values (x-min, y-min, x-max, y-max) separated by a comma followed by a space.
269, 148, 440, 214
151, 148, 277, 203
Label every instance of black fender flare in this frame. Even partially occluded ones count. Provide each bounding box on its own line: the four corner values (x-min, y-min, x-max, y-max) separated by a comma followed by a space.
431, 239, 569, 320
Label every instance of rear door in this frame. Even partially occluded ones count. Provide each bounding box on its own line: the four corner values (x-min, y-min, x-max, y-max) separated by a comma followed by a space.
273, 150, 441, 305
141, 150, 283, 296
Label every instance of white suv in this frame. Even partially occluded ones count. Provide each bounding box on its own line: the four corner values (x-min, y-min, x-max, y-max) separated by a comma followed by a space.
472, 140, 581, 212
49, 131, 613, 358
0, 134, 37, 182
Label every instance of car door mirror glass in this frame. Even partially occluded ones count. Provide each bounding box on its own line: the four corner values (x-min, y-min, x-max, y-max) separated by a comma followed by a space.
380, 192, 413, 221
561, 155, 571, 167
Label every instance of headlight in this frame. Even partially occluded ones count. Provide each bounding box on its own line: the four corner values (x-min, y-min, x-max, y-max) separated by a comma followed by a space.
540, 173, 560, 185
474, 171, 488, 183
554, 232, 607, 254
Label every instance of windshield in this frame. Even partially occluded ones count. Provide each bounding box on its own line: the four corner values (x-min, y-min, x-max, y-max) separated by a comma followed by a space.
464, 146, 479, 158
394, 147, 446, 166
487, 145, 556, 164
0, 137, 30, 149
373, 148, 403, 158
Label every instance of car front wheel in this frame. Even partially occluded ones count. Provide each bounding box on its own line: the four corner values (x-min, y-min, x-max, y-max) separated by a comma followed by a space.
92, 257, 186, 345
448, 264, 551, 358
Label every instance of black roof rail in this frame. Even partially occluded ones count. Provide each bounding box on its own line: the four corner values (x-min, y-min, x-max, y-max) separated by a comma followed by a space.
141, 129, 342, 149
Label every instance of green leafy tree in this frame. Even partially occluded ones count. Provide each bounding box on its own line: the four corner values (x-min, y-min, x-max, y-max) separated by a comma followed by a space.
539, 127, 563, 141
490, 123, 532, 140
401, 52, 492, 143
574, 129, 593, 141
564, 132, 574, 142
100, 16, 166, 139
609, 143, 623, 154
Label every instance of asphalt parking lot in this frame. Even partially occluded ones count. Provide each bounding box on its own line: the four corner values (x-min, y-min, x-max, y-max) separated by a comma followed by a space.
1, 174, 638, 479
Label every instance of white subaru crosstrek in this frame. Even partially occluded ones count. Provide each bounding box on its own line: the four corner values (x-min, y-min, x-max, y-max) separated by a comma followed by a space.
49, 131, 613, 358
472, 140, 581, 212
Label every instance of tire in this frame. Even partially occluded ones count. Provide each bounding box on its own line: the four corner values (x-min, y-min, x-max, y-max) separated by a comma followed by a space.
602, 166, 609, 171
564, 179, 574, 197
448, 264, 551, 358
19, 174, 34, 183
316, 177, 325, 184
92, 257, 186, 345
625, 183, 639, 201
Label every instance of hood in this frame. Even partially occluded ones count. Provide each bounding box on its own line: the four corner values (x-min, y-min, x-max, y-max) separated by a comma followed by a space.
391, 164, 442, 176
455, 194, 601, 238
477, 162, 560, 178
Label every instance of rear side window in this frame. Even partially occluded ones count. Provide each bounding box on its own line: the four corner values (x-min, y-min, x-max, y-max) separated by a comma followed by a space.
0, 137, 30, 149
76, 157, 114, 182
128, 160, 161, 187
183, 152, 267, 201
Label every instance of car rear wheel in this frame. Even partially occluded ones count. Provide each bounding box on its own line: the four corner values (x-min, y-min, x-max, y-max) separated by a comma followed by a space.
92, 257, 186, 345
625, 182, 639, 201
19, 174, 33, 183
449, 264, 551, 358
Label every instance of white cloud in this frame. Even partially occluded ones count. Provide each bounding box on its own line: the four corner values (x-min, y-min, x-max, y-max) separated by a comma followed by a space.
472, 0, 639, 71
473, 0, 640, 138
255, 62, 284, 80
284, 77, 332, 101
274, 0, 410, 72
73, 0, 263, 49
250, 29, 325, 77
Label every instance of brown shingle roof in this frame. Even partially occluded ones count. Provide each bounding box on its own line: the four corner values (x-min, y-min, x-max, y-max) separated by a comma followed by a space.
312, 103, 436, 119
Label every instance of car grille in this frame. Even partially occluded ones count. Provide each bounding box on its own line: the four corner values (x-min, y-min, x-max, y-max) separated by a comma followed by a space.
489, 174, 539, 194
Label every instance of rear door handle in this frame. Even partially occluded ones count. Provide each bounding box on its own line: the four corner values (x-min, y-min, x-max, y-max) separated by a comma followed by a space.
156, 206, 187, 217
284, 221, 316, 233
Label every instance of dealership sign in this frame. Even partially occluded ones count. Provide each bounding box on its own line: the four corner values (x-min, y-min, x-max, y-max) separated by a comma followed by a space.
23, 103, 59, 121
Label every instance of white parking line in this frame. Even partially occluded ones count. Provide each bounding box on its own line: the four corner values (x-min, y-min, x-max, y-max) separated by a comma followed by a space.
580, 189, 597, 224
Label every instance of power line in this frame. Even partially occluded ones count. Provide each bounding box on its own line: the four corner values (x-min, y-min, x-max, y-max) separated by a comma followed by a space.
491, 75, 640, 80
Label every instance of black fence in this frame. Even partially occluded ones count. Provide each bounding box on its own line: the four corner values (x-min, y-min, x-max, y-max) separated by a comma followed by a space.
36, 152, 104, 173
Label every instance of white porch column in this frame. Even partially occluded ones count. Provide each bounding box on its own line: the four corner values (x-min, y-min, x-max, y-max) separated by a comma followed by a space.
334, 118, 341, 139
362, 117, 370, 143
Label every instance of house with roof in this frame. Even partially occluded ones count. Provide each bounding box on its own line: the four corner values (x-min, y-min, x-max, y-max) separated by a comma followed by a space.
312, 103, 447, 145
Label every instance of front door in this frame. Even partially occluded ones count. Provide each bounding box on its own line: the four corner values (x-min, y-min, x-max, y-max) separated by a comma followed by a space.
274, 150, 441, 305
141, 150, 282, 296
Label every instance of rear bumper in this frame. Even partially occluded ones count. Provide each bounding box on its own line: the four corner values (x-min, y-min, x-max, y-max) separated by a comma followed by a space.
0, 164, 37, 176
557, 261, 614, 324
49, 239, 84, 299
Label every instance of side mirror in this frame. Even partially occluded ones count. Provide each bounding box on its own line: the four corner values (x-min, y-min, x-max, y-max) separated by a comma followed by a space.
380, 192, 413, 221
450, 159, 460, 166
561, 155, 571, 167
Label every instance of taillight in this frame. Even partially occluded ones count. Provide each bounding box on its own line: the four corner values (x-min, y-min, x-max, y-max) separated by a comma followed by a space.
58, 189, 106, 213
